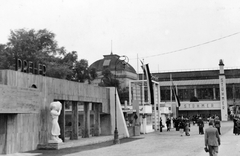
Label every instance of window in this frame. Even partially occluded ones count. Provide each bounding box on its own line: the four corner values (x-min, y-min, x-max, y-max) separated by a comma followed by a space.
178, 87, 194, 101
103, 59, 111, 66
197, 86, 214, 100
160, 86, 170, 101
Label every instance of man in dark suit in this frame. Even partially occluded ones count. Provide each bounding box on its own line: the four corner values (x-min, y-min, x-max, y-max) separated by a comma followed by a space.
204, 121, 221, 156
198, 117, 204, 134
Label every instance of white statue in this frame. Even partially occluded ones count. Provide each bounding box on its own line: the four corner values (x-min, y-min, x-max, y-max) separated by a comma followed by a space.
49, 101, 63, 143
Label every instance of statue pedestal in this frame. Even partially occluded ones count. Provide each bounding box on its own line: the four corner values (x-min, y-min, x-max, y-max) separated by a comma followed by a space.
37, 140, 63, 150
48, 136, 63, 143
37, 142, 62, 150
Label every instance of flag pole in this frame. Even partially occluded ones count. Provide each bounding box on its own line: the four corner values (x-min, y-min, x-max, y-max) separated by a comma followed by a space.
171, 74, 179, 118
175, 83, 179, 118
170, 74, 172, 104
170, 74, 173, 118
141, 59, 146, 134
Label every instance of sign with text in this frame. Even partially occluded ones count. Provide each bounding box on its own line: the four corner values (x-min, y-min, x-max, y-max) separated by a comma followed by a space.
178, 101, 221, 110
16, 59, 46, 76
139, 105, 152, 114
219, 75, 228, 121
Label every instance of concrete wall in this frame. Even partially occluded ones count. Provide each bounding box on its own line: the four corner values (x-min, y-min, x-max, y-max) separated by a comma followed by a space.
0, 70, 113, 154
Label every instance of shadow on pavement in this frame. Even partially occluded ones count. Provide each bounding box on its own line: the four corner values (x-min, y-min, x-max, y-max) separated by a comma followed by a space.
23, 137, 143, 156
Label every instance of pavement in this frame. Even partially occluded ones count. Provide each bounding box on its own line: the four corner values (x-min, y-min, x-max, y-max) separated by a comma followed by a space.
2, 121, 239, 156
196, 122, 240, 156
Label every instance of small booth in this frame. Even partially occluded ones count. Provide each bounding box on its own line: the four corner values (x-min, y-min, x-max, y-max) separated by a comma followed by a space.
129, 80, 161, 133
139, 105, 154, 133
122, 102, 140, 136
159, 103, 173, 128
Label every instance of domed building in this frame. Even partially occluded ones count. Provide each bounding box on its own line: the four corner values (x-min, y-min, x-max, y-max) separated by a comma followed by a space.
89, 53, 138, 88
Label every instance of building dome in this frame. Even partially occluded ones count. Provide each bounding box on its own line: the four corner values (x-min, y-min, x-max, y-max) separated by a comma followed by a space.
89, 53, 138, 88
89, 53, 137, 74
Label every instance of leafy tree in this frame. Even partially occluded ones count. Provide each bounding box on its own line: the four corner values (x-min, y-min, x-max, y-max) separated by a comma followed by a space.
72, 59, 97, 83
99, 69, 120, 88
89, 67, 97, 81
0, 28, 97, 83
7, 29, 58, 63
0, 44, 10, 69
98, 68, 129, 103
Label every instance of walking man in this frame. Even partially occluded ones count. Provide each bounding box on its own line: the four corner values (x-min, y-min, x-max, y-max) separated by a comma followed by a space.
198, 117, 204, 134
205, 121, 221, 156
166, 118, 171, 131
159, 118, 163, 132
214, 116, 221, 135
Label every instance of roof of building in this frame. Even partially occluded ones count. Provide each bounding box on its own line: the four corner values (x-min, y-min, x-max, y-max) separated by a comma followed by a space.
89, 53, 137, 74
139, 69, 240, 81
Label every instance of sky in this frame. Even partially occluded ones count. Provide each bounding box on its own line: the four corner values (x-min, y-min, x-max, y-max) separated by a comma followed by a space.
1, 0, 240, 73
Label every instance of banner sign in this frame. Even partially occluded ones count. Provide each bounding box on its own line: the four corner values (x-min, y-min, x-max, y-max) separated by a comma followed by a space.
179, 102, 221, 110
219, 76, 228, 121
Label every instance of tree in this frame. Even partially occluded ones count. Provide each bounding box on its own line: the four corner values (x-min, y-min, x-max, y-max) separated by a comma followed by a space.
98, 69, 120, 88
7, 29, 58, 63
0, 44, 10, 69
98, 68, 129, 103
72, 59, 97, 83
0, 28, 97, 82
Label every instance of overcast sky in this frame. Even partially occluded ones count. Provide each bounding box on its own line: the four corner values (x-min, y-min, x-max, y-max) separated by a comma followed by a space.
1, 0, 240, 73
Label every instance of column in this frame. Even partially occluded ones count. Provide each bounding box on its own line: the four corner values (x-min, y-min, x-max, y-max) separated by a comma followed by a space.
154, 83, 157, 131
82, 102, 90, 138
93, 103, 100, 136
219, 59, 228, 121
194, 87, 197, 98
213, 87, 216, 100
71, 101, 78, 140
158, 84, 161, 128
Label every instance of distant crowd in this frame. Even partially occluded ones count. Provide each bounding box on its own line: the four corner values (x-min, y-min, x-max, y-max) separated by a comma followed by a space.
160, 114, 222, 136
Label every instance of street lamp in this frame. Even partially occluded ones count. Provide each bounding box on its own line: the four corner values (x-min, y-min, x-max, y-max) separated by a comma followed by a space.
113, 55, 129, 144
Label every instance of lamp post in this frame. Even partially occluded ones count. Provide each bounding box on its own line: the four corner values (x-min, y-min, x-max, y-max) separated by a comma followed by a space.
113, 55, 129, 144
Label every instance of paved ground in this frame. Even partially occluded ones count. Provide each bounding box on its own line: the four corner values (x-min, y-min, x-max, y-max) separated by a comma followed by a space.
3, 121, 239, 156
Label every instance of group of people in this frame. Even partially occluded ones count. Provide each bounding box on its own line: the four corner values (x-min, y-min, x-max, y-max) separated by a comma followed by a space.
160, 117, 191, 136
160, 115, 221, 156
198, 115, 221, 135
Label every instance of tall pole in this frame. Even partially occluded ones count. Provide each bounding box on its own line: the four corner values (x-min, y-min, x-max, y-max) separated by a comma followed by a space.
113, 58, 120, 144
141, 59, 146, 134
170, 74, 173, 118
113, 55, 129, 144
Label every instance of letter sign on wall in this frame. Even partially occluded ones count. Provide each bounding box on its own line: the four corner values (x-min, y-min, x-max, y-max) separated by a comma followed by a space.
16, 59, 46, 76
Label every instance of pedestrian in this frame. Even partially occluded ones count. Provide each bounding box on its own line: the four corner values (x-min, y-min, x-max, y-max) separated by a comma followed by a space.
166, 118, 171, 131
175, 118, 180, 131
198, 117, 204, 135
209, 116, 215, 125
159, 118, 163, 132
233, 115, 238, 135
173, 118, 176, 128
204, 121, 221, 156
214, 116, 221, 135
185, 118, 190, 136
178, 118, 185, 136
235, 117, 240, 135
